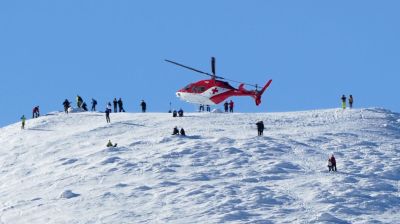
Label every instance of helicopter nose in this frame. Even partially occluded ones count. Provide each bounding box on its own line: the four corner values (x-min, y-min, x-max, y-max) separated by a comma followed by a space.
176, 92, 181, 97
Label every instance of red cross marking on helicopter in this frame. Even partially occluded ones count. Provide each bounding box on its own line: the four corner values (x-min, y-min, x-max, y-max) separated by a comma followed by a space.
212, 88, 219, 94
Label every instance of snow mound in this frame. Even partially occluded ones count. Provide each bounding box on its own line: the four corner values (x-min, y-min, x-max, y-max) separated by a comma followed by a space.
0, 108, 399, 223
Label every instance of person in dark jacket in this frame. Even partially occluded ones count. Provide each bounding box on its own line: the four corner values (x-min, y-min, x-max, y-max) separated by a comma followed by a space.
180, 128, 186, 136
32, 106, 40, 118
82, 102, 88, 111
349, 95, 354, 109
63, 99, 70, 114
256, 121, 265, 136
178, 108, 184, 117
341, 95, 346, 109
113, 98, 118, 113
206, 105, 210, 112
172, 126, 179, 135
140, 100, 147, 113
224, 101, 229, 112
172, 110, 177, 117
328, 157, 333, 172
199, 104, 204, 112
91, 98, 97, 111
105, 103, 111, 123
330, 154, 337, 171
118, 98, 125, 112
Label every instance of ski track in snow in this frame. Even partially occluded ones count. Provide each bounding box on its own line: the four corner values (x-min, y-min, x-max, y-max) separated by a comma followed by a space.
0, 108, 399, 223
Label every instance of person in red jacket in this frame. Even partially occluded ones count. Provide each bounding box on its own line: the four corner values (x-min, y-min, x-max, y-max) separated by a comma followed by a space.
229, 100, 234, 113
330, 154, 337, 171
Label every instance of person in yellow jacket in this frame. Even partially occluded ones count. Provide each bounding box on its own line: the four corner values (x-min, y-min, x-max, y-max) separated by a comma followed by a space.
21, 115, 26, 129
106, 140, 117, 147
76, 95, 83, 108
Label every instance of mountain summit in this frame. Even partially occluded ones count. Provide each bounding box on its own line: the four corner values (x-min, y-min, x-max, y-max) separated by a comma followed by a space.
0, 108, 399, 223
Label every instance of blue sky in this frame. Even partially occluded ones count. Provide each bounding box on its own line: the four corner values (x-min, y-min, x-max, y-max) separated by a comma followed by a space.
1, 1, 399, 127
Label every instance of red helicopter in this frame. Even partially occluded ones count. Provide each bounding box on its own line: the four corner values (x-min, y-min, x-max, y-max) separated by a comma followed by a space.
165, 57, 272, 106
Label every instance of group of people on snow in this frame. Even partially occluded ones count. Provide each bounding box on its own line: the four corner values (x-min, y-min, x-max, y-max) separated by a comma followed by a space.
198, 104, 211, 112
172, 126, 186, 136
224, 100, 234, 113
341, 94, 354, 109
172, 109, 184, 117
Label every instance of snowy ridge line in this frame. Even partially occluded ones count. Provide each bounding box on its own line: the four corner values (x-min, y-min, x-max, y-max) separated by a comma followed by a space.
0, 108, 399, 223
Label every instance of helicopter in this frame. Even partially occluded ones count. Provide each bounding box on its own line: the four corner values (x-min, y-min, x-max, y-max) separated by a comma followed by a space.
165, 57, 272, 106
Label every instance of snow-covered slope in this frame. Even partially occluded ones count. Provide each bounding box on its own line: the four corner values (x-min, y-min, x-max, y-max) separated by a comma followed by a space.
0, 108, 399, 223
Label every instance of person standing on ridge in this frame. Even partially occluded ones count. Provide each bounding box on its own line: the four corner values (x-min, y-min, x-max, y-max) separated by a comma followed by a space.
63, 99, 70, 114
140, 100, 147, 113
206, 105, 210, 112
82, 102, 88, 111
32, 106, 40, 118
21, 115, 26, 129
113, 98, 118, 113
328, 157, 333, 172
330, 154, 337, 171
178, 108, 184, 117
224, 101, 229, 112
229, 100, 234, 113
77, 95, 83, 108
91, 98, 97, 111
105, 102, 112, 123
256, 121, 265, 136
199, 104, 204, 112
118, 98, 125, 112
349, 95, 354, 109
341, 95, 346, 109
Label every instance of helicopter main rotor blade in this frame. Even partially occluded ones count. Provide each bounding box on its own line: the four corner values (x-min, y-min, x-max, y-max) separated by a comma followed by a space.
211, 57, 216, 76
165, 59, 224, 79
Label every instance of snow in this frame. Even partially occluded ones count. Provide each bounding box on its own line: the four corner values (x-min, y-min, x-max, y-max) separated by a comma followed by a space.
0, 108, 399, 223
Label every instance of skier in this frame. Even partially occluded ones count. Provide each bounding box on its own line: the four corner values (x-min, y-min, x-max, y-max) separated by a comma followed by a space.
178, 108, 184, 117
63, 99, 70, 114
349, 95, 354, 109
140, 100, 146, 113
206, 105, 210, 112
180, 128, 186, 136
330, 154, 337, 171
105, 102, 111, 123
21, 115, 26, 129
32, 106, 40, 118
224, 101, 229, 112
77, 95, 83, 108
229, 100, 234, 113
82, 102, 88, 111
172, 110, 177, 117
341, 95, 346, 109
113, 98, 118, 113
172, 126, 179, 135
118, 98, 125, 112
91, 98, 97, 111
256, 121, 265, 136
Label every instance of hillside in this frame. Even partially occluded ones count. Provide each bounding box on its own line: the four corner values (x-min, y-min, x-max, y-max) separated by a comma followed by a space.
0, 108, 399, 223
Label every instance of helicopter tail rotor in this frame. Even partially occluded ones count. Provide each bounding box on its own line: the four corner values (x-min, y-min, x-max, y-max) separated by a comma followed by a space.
255, 79, 272, 105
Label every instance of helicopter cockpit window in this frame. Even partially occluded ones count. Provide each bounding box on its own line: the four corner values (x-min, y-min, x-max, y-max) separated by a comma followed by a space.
192, 86, 206, 93
184, 85, 191, 90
